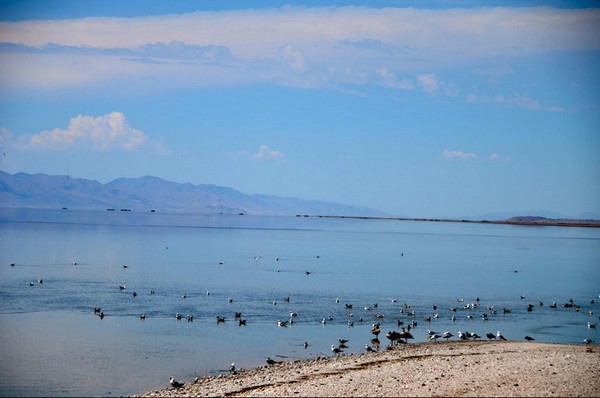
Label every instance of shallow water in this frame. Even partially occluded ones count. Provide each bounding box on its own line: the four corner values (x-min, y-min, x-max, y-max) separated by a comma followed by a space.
0, 208, 599, 396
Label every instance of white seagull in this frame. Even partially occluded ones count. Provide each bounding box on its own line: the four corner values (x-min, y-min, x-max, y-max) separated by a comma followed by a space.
497, 330, 507, 341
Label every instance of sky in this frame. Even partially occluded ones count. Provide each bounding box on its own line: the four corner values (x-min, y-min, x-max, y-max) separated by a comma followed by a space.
0, 1, 599, 218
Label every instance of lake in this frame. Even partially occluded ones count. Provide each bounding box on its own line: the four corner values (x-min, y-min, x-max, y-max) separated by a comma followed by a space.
0, 208, 599, 396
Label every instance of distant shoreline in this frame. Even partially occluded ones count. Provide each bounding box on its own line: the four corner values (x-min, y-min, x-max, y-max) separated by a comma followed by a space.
308, 214, 600, 228
2, 206, 599, 228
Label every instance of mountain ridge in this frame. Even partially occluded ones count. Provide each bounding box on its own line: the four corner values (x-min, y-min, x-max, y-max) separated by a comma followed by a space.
0, 171, 386, 217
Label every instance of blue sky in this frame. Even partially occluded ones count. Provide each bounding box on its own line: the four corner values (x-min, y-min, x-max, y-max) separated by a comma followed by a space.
0, 1, 599, 218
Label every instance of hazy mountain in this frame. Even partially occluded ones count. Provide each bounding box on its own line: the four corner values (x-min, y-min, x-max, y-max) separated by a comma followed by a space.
0, 171, 387, 217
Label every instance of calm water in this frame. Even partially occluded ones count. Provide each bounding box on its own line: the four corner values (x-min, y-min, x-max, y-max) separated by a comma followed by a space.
0, 208, 599, 397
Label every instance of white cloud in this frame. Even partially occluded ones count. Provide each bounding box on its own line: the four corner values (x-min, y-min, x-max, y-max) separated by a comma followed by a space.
22, 112, 147, 151
0, 127, 14, 148
489, 153, 512, 161
442, 148, 477, 159
277, 44, 307, 72
417, 73, 439, 94
466, 92, 565, 112
254, 145, 285, 161
0, 7, 598, 92
376, 67, 414, 90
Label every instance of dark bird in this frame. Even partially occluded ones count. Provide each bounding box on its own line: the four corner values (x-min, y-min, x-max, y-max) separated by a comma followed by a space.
216, 316, 225, 323
487, 332, 496, 340
229, 363, 236, 373
399, 328, 414, 343
338, 338, 349, 345
175, 313, 182, 320
524, 335, 535, 341
238, 319, 247, 326
365, 344, 375, 352
497, 330, 507, 341
266, 357, 281, 365
386, 331, 401, 345
331, 345, 343, 354
169, 376, 184, 388
140, 313, 146, 320
371, 323, 381, 336
304, 341, 308, 349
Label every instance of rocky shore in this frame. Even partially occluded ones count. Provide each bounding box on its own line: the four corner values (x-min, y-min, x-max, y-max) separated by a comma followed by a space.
136, 341, 599, 397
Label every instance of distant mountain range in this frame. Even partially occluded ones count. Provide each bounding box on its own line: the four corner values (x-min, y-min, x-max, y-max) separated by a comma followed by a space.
0, 171, 387, 217
1, 171, 598, 223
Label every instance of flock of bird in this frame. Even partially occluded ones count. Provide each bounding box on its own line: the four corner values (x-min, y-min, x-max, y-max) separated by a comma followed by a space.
10, 259, 598, 391
166, 292, 598, 390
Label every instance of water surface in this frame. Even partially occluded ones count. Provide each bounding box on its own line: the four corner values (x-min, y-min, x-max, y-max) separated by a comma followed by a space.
0, 208, 598, 396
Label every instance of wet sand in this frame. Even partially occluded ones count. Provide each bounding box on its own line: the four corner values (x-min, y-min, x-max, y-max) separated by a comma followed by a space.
136, 341, 600, 397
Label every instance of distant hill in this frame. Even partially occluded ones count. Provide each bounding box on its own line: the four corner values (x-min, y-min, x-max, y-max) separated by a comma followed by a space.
0, 171, 387, 217
499, 215, 600, 227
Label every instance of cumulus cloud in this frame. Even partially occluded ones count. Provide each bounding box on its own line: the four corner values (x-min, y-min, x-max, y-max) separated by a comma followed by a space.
254, 145, 285, 161
442, 148, 477, 159
376, 67, 414, 90
417, 73, 439, 94
277, 44, 307, 72
23, 112, 147, 151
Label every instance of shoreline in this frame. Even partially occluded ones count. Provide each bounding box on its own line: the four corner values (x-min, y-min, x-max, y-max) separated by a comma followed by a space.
309, 215, 600, 228
136, 341, 600, 397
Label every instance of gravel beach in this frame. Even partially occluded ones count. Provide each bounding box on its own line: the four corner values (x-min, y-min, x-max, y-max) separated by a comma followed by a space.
136, 341, 599, 397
